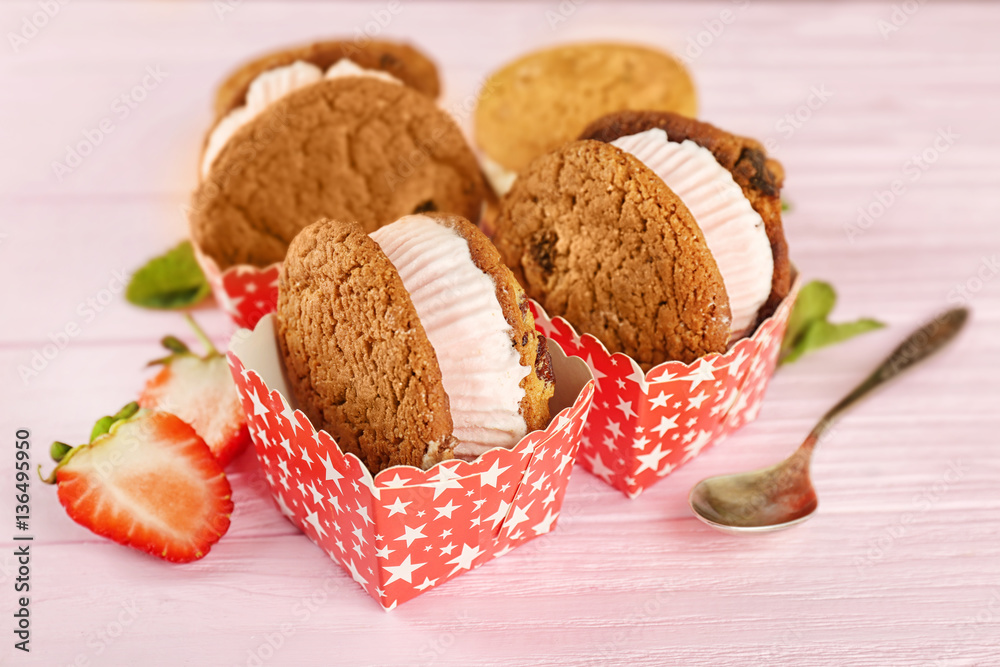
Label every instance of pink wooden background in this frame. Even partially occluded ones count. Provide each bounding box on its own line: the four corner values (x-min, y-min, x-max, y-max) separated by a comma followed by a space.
2, 1, 999, 665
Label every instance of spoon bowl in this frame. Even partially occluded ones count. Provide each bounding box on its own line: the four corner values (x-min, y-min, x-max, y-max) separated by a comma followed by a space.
689, 307, 968, 534
689, 446, 818, 534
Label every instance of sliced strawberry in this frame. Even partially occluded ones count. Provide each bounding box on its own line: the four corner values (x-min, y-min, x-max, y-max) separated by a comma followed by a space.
46, 406, 233, 563
137, 316, 249, 467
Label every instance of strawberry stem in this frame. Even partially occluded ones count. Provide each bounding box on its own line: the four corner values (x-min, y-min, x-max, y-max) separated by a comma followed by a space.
185, 313, 218, 356
38, 464, 58, 485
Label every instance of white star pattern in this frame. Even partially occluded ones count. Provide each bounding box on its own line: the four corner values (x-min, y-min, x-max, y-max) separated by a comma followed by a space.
383, 555, 424, 586
681, 359, 716, 390
355, 500, 374, 526
504, 502, 534, 532
380, 473, 408, 489
414, 577, 437, 591
532, 510, 559, 535
635, 444, 672, 475
585, 452, 615, 482
531, 284, 797, 497
306, 483, 324, 505
385, 497, 410, 517
434, 500, 458, 519
683, 430, 714, 462
446, 544, 483, 575
395, 524, 427, 547
649, 391, 673, 409
225, 328, 601, 608
248, 388, 269, 417
304, 511, 327, 539
651, 416, 678, 437
485, 500, 511, 529
687, 391, 709, 410
427, 465, 464, 499
616, 399, 637, 419
319, 454, 343, 490
345, 559, 367, 587
479, 460, 511, 488
729, 348, 750, 376
299, 445, 313, 467
530, 471, 550, 494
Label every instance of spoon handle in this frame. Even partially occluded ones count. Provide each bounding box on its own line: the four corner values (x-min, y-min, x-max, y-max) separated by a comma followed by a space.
808, 307, 969, 442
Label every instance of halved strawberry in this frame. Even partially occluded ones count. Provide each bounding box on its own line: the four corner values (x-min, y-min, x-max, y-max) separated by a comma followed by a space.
138, 315, 249, 467
43, 403, 233, 563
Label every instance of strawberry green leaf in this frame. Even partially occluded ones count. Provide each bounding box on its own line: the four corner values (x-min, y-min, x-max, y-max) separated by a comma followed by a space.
780, 280, 884, 364
90, 416, 114, 442
126, 241, 211, 310
50, 441, 72, 463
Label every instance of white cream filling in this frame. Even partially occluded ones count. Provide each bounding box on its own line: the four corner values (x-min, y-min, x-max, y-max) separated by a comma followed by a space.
611, 128, 774, 334
370, 215, 531, 461
201, 58, 401, 179
479, 153, 519, 198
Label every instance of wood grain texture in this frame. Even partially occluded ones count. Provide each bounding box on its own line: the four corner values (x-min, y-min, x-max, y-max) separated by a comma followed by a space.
2, 2, 999, 665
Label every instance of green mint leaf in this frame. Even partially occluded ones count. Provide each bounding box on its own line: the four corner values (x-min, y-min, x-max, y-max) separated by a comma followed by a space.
783, 280, 836, 346
126, 241, 211, 309
782, 318, 885, 364
780, 280, 884, 365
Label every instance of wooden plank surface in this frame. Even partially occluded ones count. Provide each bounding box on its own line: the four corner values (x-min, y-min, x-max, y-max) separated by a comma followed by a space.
1, 1, 998, 665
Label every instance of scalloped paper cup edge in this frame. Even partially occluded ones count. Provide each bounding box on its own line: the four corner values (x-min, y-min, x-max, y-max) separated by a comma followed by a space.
228, 314, 595, 609
530, 276, 800, 498
193, 243, 281, 330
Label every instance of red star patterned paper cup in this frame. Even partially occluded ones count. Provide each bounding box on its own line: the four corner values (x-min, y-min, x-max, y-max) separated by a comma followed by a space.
227, 315, 595, 609
530, 277, 800, 498
193, 246, 280, 330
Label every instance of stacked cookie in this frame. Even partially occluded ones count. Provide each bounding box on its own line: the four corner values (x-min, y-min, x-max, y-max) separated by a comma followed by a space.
192, 38, 793, 482
276, 214, 555, 473
190, 39, 486, 272
474, 43, 697, 198
492, 110, 790, 368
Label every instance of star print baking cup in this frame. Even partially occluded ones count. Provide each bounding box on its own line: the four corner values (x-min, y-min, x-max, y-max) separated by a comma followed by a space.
228, 314, 595, 609
530, 277, 800, 498
194, 248, 279, 330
